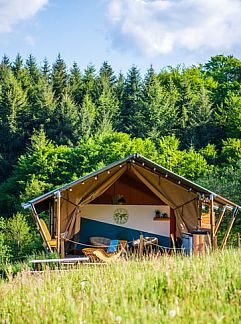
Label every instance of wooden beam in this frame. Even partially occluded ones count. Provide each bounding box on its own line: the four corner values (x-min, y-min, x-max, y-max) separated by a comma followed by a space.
221, 207, 239, 250
50, 200, 54, 237
214, 205, 227, 236
237, 233, 240, 248
56, 191, 61, 254
60, 233, 65, 259
170, 233, 175, 251
210, 194, 216, 248
198, 197, 202, 229
139, 234, 144, 259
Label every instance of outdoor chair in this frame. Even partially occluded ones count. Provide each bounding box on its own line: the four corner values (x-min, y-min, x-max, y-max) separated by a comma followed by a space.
39, 219, 57, 249
82, 239, 127, 262
89, 236, 127, 251
92, 248, 123, 263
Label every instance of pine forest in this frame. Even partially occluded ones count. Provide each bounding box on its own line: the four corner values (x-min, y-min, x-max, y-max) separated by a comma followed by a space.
1, 53, 241, 261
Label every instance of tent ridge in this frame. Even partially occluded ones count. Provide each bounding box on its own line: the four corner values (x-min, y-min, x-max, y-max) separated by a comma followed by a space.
22, 153, 241, 210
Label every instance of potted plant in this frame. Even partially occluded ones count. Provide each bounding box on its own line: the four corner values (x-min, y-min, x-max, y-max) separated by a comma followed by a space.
155, 210, 161, 218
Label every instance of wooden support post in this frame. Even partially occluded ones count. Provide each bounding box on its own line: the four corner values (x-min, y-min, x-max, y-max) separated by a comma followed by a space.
210, 194, 216, 249
139, 234, 144, 259
237, 233, 240, 248
60, 234, 65, 259
198, 197, 202, 229
212, 236, 218, 249
214, 205, 227, 236
192, 234, 199, 256
221, 207, 238, 250
50, 200, 54, 237
170, 233, 175, 251
56, 191, 61, 254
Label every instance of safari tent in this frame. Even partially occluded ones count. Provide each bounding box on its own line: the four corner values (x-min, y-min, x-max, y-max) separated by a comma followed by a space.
22, 153, 240, 256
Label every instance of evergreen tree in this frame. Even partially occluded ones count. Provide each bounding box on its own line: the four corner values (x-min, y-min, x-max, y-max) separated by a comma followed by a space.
26, 78, 56, 138
186, 86, 213, 148
41, 57, 51, 83
97, 61, 117, 92
68, 62, 83, 104
115, 72, 125, 130
26, 54, 40, 84
81, 64, 96, 100
49, 93, 80, 145
95, 62, 119, 132
143, 66, 178, 140
12, 54, 29, 90
52, 54, 68, 100
79, 93, 96, 139
1, 55, 11, 68
0, 65, 28, 181
116, 72, 125, 103
120, 66, 144, 137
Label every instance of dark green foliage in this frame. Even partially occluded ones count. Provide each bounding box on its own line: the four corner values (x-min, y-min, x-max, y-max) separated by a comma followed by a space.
48, 93, 80, 145
52, 54, 68, 100
26, 54, 41, 84
41, 57, 51, 83
120, 66, 145, 137
143, 66, 178, 141
81, 64, 96, 100
69, 62, 82, 104
0, 64, 28, 181
1, 54, 11, 68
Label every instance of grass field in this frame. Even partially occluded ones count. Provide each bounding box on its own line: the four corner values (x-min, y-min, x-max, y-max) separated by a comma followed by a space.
0, 249, 241, 323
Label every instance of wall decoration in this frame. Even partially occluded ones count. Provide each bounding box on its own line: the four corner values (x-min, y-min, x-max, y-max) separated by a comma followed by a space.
81, 204, 170, 237
113, 208, 129, 224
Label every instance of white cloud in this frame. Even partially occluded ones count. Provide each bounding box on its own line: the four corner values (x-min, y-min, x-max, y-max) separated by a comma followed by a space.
0, 0, 48, 33
107, 0, 241, 57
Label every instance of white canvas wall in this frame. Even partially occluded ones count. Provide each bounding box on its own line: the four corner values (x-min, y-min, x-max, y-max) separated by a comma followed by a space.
80, 204, 170, 237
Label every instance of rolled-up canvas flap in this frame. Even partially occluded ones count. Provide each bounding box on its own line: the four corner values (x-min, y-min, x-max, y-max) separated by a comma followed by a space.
65, 207, 81, 239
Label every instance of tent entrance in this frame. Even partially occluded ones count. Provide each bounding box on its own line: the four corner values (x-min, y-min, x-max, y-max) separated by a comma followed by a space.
28, 158, 240, 256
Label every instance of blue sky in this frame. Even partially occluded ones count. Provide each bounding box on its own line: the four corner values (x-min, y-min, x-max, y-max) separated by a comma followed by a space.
1, 0, 241, 74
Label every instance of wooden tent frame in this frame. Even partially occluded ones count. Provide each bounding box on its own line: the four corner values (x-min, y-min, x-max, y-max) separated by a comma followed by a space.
23, 154, 240, 256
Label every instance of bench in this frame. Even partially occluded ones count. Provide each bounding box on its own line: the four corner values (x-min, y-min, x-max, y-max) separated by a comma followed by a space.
30, 257, 89, 270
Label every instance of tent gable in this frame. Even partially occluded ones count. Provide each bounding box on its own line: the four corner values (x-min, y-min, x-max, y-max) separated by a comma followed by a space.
91, 172, 166, 205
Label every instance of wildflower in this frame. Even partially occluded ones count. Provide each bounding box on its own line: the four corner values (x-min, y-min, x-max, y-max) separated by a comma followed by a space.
169, 309, 176, 318
80, 280, 87, 289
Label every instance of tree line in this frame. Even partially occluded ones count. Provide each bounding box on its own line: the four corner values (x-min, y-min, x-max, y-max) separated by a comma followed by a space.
0, 53, 241, 263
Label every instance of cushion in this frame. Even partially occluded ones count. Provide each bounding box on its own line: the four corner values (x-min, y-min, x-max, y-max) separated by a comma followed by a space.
90, 236, 111, 246
107, 240, 119, 253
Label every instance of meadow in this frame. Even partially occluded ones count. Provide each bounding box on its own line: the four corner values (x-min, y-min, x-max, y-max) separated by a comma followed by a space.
0, 249, 241, 323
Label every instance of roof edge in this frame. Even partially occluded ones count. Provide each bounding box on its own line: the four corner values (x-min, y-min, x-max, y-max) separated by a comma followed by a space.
22, 153, 241, 209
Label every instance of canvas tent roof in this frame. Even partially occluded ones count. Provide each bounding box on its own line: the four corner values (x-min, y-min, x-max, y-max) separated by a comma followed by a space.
22, 153, 241, 211
21, 153, 241, 252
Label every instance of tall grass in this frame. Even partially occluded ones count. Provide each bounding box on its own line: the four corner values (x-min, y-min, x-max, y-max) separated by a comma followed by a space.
0, 249, 241, 323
